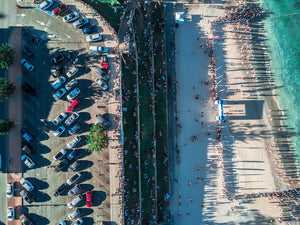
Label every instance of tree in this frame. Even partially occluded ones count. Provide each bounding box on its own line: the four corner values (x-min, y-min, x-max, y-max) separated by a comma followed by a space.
0, 43, 14, 69
0, 119, 13, 135
87, 124, 107, 153
0, 78, 16, 102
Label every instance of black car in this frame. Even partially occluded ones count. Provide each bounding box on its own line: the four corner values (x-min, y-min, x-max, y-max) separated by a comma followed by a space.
20, 213, 34, 225
22, 83, 37, 96
52, 67, 65, 78
52, 53, 65, 65
55, 159, 69, 172
20, 189, 35, 204
22, 143, 35, 155
53, 183, 68, 197
22, 46, 33, 58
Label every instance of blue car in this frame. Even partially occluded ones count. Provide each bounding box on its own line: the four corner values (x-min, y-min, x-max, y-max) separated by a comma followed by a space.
82, 25, 97, 34
67, 149, 79, 161
20, 128, 33, 142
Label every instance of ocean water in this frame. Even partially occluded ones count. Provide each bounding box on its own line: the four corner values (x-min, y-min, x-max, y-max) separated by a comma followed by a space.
259, 0, 300, 161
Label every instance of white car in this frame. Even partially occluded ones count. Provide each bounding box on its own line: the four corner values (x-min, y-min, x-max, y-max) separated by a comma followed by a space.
20, 178, 35, 192
53, 88, 67, 100
66, 78, 78, 90
68, 124, 80, 135
67, 88, 81, 101
67, 195, 83, 209
89, 46, 108, 53
73, 18, 88, 28
68, 209, 80, 220
52, 112, 67, 126
6, 182, 14, 198
21, 59, 34, 71
7, 207, 15, 221
66, 66, 79, 78
67, 172, 82, 185
86, 33, 102, 42
71, 218, 83, 225
21, 154, 35, 168
40, 0, 54, 10
52, 76, 67, 89
63, 12, 79, 23
54, 126, 66, 137
68, 184, 81, 196
95, 78, 108, 90
67, 136, 81, 148
65, 112, 79, 126
53, 149, 67, 161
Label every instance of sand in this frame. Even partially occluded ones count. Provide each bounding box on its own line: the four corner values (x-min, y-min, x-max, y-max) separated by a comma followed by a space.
169, 1, 285, 224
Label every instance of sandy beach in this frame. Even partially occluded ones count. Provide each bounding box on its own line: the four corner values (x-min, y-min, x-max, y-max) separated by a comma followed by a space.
169, 0, 299, 224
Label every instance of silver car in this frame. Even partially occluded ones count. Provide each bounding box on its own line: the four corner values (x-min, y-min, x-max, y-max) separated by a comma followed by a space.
53, 149, 67, 161
68, 184, 81, 196
7, 207, 15, 221
67, 172, 82, 186
6, 182, 14, 198
66, 66, 79, 78
52, 76, 67, 89
68, 209, 80, 220
95, 78, 108, 90
86, 33, 102, 42
52, 112, 67, 126
53, 88, 67, 100
68, 124, 80, 135
65, 113, 79, 126
67, 194, 83, 208
20, 178, 34, 192
67, 88, 81, 101
63, 12, 79, 23
54, 126, 66, 137
73, 18, 88, 28
66, 78, 78, 90
71, 218, 83, 225
67, 136, 81, 148
21, 154, 35, 168
68, 160, 80, 172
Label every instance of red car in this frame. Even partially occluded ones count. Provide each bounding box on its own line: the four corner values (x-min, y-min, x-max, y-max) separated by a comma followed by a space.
52, 4, 67, 16
86, 191, 93, 207
67, 99, 81, 112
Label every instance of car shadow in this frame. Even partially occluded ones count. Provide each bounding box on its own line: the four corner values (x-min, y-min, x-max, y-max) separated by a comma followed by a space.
77, 160, 93, 171
33, 190, 51, 203
29, 177, 49, 190
79, 183, 94, 192
79, 171, 92, 183
93, 190, 106, 206
79, 208, 94, 217
82, 216, 95, 224
25, 213, 50, 224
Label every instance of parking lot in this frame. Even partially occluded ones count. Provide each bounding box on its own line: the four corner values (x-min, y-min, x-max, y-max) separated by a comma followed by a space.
12, 1, 121, 224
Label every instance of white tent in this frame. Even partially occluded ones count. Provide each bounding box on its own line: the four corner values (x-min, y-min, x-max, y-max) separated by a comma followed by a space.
175, 12, 185, 24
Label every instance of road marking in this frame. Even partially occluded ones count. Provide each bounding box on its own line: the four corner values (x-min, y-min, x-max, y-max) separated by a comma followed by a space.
16, 14, 26, 17
36, 20, 45, 26
64, 34, 71, 39
46, 20, 51, 27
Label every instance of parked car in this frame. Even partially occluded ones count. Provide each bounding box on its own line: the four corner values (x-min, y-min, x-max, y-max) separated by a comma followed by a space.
54, 126, 66, 137
68, 209, 80, 220
82, 25, 97, 34
68, 184, 81, 196
52, 4, 67, 16
73, 18, 88, 28
6, 182, 14, 198
89, 46, 108, 53
40, 0, 54, 10
52, 67, 65, 78
100, 55, 108, 63
53, 112, 67, 126
71, 218, 83, 225
68, 160, 80, 172
20, 189, 35, 204
56, 221, 66, 225
66, 66, 78, 78
63, 12, 79, 23
67, 149, 79, 161
53, 88, 67, 100
22, 46, 33, 58
65, 78, 78, 91
20, 128, 33, 142
65, 112, 79, 126
20, 178, 34, 192
67, 136, 81, 148
55, 159, 69, 172
67, 172, 82, 186
53, 149, 67, 161
68, 124, 80, 135
67, 99, 81, 112
21, 59, 34, 71
20, 214, 34, 225
86, 33, 102, 42
53, 183, 68, 197
95, 78, 108, 91
52, 76, 67, 89
96, 114, 110, 128
21, 154, 35, 169
67, 88, 81, 101
52, 53, 65, 65
22, 143, 35, 155
95, 67, 109, 80
22, 83, 37, 96
86, 191, 93, 207
7, 207, 15, 221
67, 194, 83, 208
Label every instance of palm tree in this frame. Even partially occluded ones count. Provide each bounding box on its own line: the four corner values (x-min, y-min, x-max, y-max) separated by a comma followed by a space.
0, 78, 16, 102
0, 43, 14, 69
87, 124, 107, 153
0, 119, 14, 135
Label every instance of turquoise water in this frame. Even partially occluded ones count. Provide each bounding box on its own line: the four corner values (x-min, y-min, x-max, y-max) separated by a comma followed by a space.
259, 0, 300, 161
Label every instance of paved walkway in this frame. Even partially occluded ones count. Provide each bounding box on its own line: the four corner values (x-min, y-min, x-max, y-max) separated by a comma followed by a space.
7, 27, 23, 225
